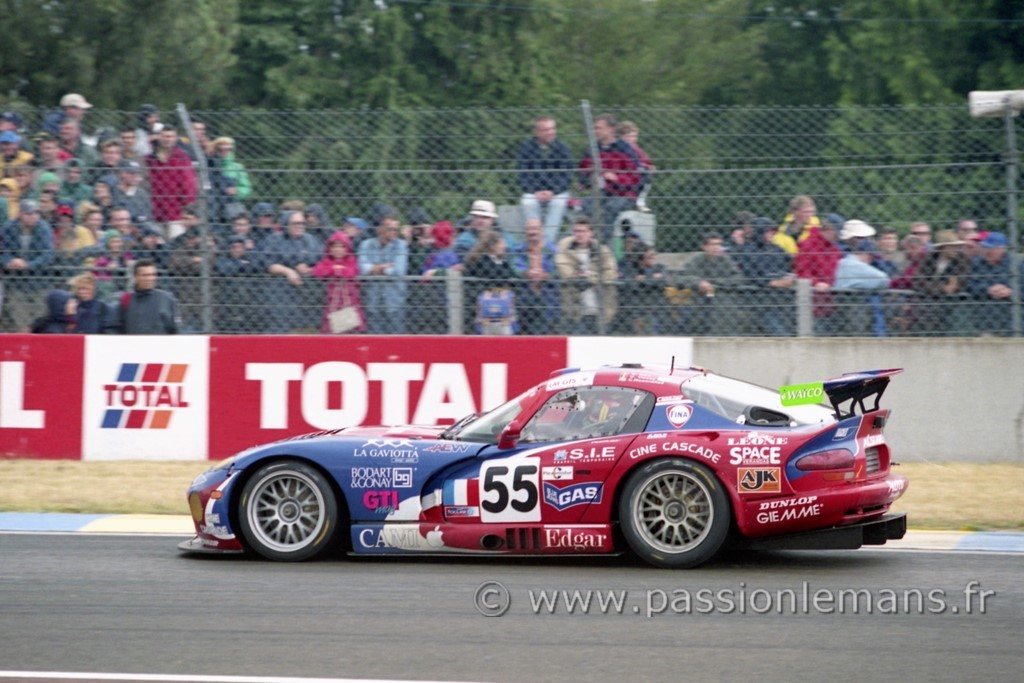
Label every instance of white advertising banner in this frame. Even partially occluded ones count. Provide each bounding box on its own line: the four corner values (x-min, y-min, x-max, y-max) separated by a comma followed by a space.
82, 336, 209, 461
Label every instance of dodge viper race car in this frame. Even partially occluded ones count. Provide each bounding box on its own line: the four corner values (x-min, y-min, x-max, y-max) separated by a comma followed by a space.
180, 365, 908, 568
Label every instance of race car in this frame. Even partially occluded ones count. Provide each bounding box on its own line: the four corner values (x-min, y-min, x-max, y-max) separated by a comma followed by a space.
180, 365, 908, 568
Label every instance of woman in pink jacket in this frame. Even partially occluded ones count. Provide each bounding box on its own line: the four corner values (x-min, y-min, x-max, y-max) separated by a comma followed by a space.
312, 231, 365, 334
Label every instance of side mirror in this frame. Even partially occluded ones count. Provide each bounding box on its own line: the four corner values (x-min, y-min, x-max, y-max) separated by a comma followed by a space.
497, 421, 522, 450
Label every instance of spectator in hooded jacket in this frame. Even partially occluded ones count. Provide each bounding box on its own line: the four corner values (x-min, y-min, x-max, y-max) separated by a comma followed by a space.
34, 273, 112, 334
794, 214, 843, 331
774, 195, 824, 256
312, 231, 364, 334
215, 235, 262, 333
743, 217, 796, 336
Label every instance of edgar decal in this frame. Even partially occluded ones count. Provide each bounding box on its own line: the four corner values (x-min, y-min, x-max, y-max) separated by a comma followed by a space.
737, 467, 781, 493
544, 527, 609, 550
543, 482, 603, 510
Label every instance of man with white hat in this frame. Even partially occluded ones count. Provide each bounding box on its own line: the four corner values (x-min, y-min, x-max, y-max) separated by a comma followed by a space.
839, 218, 876, 242
454, 199, 498, 257
43, 93, 93, 136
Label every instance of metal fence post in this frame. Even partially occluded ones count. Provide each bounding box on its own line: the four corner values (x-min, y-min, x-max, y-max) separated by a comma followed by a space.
1004, 102, 1022, 336
176, 103, 213, 334
580, 100, 608, 335
446, 269, 464, 335
796, 278, 814, 337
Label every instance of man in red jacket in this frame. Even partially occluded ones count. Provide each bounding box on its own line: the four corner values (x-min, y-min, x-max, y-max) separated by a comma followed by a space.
794, 213, 843, 330
145, 125, 197, 239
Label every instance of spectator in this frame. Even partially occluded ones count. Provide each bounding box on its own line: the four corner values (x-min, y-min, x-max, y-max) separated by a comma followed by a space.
90, 230, 134, 300
913, 230, 971, 335
412, 220, 461, 334
464, 231, 517, 335
188, 119, 214, 159
146, 125, 198, 239
579, 113, 643, 241
517, 116, 574, 245
210, 136, 251, 219
312, 231, 365, 334
133, 226, 170, 271
41, 93, 92, 136
304, 203, 332, 242
167, 226, 215, 333
78, 204, 104, 243
0, 110, 27, 140
835, 229, 889, 291
555, 217, 618, 334
967, 232, 1016, 334
1, 199, 55, 331
342, 216, 368, 252
112, 259, 180, 334
251, 201, 278, 249
357, 215, 408, 334
59, 159, 93, 206
120, 129, 140, 161
57, 119, 97, 168
261, 209, 323, 333
92, 139, 124, 186
37, 189, 59, 224
745, 217, 796, 336
511, 217, 559, 335
53, 201, 96, 265
909, 221, 933, 249
0, 178, 17, 217
874, 227, 905, 277
616, 120, 654, 211
956, 218, 980, 243
134, 104, 160, 158
794, 215, 843, 331
228, 212, 256, 251
33, 273, 112, 334
1, 130, 33, 178
214, 235, 262, 333
890, 235, 929, 290
107, 206, 140, 248
678, 231, 747, 334
112, 160, 152, 223
728, 210, 758, 279
618, 245, 669, 335
35, 133, 64, 174
91, 179, 115, 220
454, 199, 498, 257
774, 195, 823, 255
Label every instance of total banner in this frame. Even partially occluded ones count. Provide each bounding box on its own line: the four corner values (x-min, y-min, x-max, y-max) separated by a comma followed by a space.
0, 335, 690, 460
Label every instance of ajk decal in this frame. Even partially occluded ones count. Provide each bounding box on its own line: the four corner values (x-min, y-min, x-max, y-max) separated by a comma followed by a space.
101, 363, 189, 429
666, 403, 693, 428
737, 467, 781, 493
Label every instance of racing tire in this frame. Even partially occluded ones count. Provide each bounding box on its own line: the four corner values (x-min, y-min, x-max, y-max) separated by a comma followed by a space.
618, 458, 731, 569
237, 460, 339, 561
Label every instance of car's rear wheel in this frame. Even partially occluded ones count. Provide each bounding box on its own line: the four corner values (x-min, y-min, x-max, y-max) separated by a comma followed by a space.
237, 460, 339, 561
618, 458, 730, 568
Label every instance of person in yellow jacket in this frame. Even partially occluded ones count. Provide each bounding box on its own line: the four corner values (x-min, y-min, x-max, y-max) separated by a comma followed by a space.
773, 194, 822, 255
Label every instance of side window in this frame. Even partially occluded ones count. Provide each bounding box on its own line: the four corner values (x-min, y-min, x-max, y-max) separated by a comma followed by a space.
521, 387, 653, 442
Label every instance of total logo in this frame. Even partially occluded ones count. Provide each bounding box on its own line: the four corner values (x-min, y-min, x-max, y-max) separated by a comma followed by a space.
543, 482, 603, 511
101, 363, 190, 429
666, 403, 693, 428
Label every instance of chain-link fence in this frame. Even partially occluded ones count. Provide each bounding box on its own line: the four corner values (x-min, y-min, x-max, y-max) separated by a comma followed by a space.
0, 102, 1020, 336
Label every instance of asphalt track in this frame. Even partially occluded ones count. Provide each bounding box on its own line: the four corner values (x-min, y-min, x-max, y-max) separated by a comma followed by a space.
1, 535, 1022, 682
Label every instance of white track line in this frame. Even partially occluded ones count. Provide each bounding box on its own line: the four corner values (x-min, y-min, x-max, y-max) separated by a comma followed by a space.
0, 673, 475, 683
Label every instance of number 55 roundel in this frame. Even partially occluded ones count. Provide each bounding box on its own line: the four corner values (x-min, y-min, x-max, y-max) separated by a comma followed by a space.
479, 457, 541, 522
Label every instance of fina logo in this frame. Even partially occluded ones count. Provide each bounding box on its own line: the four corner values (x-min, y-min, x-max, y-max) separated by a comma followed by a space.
101, 363, 190, 429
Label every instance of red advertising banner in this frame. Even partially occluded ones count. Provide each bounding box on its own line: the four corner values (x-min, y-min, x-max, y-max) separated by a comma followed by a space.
208, 336, 568, 459
0, 335, 84, 459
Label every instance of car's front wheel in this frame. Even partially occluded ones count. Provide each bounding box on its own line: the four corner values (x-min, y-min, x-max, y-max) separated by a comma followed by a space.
618, 458, 731, 568
237, 460, 339, 561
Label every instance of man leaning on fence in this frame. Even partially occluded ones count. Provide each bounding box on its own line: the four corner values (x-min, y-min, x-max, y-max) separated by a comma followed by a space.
676, 232, 746, 335
112, 259, 180, 334
357, 215, 408, 334
517, 116, 574, 245
578, 114, 644, 242
1, 199, 55, 332
555, 217, 617, 335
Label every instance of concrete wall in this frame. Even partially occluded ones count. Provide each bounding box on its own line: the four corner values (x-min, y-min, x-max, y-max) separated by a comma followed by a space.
692, 338, 1024, 462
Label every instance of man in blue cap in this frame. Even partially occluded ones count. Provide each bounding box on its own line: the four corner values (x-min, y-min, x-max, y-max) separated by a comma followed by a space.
967, 232, 1016, 334
0, 130, 33, 178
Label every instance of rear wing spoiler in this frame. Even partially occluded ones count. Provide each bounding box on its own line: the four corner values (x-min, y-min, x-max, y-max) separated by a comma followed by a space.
823, 369, 902, 419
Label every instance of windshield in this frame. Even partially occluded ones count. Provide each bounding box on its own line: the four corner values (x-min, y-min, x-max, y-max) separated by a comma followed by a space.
447, 388, 535, 442
681, 373, 834, 426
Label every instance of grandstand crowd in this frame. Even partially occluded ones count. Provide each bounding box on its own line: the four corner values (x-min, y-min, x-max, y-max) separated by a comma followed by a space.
1, 95, 1021, 336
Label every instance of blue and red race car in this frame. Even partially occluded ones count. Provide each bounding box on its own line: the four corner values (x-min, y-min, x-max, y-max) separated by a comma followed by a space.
180, 365, 908, 568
